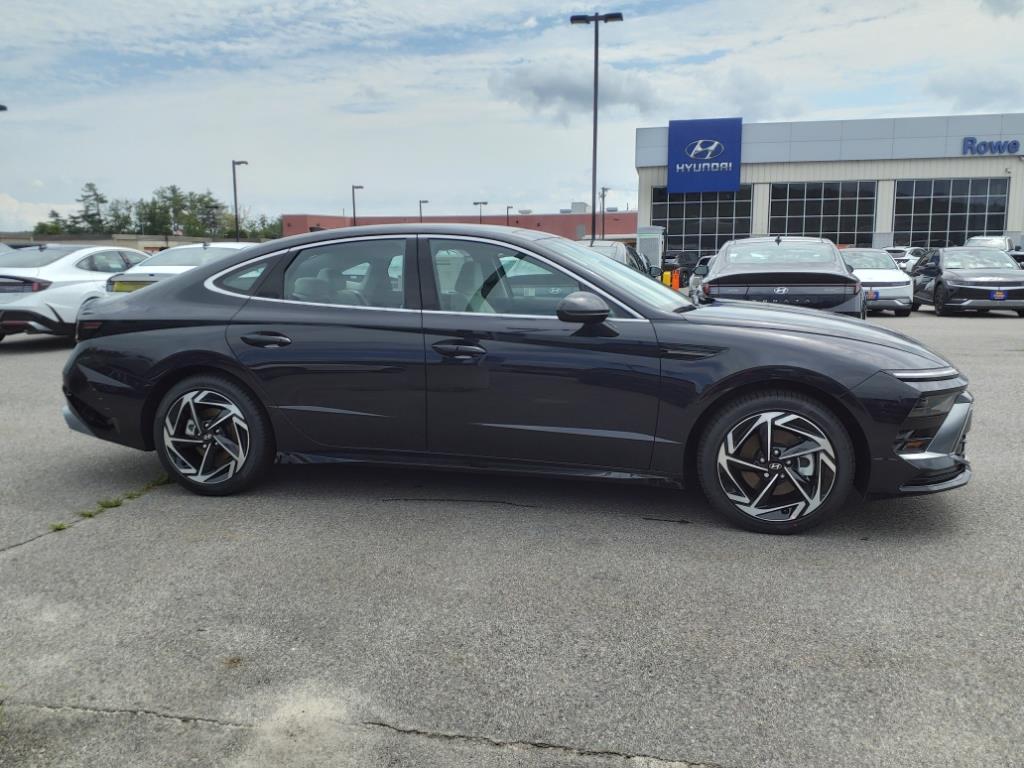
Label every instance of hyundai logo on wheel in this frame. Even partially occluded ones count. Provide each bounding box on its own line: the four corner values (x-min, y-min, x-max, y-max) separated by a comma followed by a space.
685, 139, 725, 161
668, 117, 742, 194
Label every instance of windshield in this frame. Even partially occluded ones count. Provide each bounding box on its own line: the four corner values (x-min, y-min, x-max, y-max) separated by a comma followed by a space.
541, 237, 692, 312
586, 244, 627, 263
0, 245, 78, 268
140, 246, 245, 267
965, 237, 1006, 249
723, 242, 838, 265
843, 250, 898, 270
942, 249, 1020, 270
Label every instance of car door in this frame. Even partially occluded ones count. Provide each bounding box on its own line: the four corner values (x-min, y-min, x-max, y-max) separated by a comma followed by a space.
225, 236, 426, 453
419, 235, 662, 471
912, 250, 941, 302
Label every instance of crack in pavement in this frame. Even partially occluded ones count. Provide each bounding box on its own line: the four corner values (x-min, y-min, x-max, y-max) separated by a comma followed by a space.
361, 720, 727, 767
6, 700, 252, 730
0, 475, 169, 557
381, 498, 540, 509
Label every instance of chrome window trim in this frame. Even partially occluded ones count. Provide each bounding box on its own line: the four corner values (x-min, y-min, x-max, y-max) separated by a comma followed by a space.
420, 234, 644, 320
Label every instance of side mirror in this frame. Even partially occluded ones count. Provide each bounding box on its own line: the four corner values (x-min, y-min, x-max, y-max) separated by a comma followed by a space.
556, 291, 610, 325
845, 263, 855, 274
648, 265, 662, 278
694, 264, 709, 277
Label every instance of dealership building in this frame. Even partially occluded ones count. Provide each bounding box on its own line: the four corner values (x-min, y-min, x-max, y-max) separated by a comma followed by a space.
635, 113, 1024, 259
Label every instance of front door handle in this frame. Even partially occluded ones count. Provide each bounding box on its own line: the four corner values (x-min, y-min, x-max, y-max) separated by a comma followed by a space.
240, 331, 292, 348
432, 342, 487, 360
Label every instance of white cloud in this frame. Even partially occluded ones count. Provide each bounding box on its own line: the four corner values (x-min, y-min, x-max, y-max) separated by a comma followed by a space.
0, 194, 76, 232
1, 0, 1020, 227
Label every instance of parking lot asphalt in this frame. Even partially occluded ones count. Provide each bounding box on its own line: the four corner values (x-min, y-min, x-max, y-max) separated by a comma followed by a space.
1, 310, 1022, 768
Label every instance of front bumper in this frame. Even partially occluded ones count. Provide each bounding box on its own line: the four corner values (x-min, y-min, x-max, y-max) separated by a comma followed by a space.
62, 403, 96, 437
0, 309, 73, 337
945, 298, 1024, 309
866, 297, 912, 310
894, 391, 973, 494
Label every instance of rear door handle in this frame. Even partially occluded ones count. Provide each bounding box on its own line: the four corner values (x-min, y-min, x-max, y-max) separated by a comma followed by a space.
432, 342, 487, 360
240, 331, 292, 348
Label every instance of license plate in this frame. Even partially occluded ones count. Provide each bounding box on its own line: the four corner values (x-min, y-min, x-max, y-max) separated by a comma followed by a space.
865, 290, 879, 300
990, 290, 1006, 301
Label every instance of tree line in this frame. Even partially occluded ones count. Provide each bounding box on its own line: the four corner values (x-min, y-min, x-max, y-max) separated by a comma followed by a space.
34, 183, 282, 240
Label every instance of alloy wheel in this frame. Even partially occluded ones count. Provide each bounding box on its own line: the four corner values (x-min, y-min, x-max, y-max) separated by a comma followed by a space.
162, 389, 250, 484
716, 410, 837, 522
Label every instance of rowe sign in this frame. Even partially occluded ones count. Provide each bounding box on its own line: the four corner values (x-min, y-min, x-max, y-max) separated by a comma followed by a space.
962, 136, 1021, 156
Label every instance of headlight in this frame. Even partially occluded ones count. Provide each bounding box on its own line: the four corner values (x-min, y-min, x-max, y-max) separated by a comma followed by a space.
909, 391, 960, 419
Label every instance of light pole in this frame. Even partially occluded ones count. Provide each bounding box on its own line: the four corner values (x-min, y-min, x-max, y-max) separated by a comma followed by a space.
231, 160, 248, 242
351, 185, 364, 226
570, 11, 623, 242
600, 186, 609, 237
506, 205, 513, 226
473, 201, 488, 223
419, 199, 429, 222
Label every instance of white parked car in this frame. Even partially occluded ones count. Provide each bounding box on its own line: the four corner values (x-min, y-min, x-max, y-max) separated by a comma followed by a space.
91, 241, 254, 297
0, 244, 149, 342
842, 248, 914, 316
964, 235, 1016, 252
885, 246, 929, 272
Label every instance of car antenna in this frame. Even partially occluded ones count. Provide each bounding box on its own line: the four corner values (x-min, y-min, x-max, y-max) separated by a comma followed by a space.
774, 235, 782, 245
202, 241, 210, 249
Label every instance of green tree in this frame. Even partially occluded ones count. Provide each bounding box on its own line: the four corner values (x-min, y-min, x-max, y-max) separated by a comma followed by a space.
105, 199, 135, 234
75, 182, 108, 232
33, 210, 67, 235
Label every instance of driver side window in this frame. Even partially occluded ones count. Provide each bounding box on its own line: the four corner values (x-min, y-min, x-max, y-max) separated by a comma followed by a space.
428, 239, 582, 316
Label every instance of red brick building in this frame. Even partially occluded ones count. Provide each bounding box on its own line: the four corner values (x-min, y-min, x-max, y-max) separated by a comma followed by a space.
281, 210, 639, 241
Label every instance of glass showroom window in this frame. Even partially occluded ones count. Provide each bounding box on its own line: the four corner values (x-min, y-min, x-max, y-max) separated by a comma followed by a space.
768, 181, 876, 247
651, 185, 752, 258
892, 178, 1008, 248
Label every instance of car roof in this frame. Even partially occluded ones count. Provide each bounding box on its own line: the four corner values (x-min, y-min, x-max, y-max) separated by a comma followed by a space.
579, 239, 622, 247
156, 241, 253, 251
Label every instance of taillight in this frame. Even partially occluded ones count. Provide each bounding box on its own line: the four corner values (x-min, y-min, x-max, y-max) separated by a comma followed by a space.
31, 280, 51, 292
76, 320, 103, 342
847, 282, 860, 295
702, 282, 712, 297
105, 277, 117, 292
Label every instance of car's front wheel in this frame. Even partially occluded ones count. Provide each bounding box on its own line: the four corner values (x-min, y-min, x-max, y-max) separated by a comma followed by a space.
153, 374, 274, 496
697, 391, 855, 534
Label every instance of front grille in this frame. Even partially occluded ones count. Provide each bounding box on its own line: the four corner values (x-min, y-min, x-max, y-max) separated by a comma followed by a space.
953, 285, 1024, 299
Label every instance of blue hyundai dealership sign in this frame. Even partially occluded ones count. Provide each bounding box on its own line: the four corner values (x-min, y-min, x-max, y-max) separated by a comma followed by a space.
667, 117, 742, 194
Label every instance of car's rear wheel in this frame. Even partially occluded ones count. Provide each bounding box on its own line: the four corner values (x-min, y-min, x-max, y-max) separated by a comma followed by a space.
697, 392, 855, 534
153, 374, 274, 496
894, 309, 911, 317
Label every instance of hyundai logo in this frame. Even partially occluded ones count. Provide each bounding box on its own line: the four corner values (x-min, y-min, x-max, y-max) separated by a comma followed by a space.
774, 287, 789, 294
684, 139, 725, 161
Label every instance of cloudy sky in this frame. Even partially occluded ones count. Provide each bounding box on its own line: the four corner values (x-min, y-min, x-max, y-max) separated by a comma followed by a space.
1, 0, 1021, 230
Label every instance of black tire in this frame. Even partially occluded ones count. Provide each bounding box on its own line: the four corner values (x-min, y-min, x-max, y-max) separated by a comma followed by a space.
975, 309, 989, 315
1017, 310, 1024, 318
911, 300, 920, 311
894, 309, 912, 317
153, 374, 274, 496
697, 391, 855, 534
934, 285, 956, 316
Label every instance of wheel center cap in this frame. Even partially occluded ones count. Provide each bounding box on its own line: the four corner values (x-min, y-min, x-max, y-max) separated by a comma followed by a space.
768, 461, 784, 472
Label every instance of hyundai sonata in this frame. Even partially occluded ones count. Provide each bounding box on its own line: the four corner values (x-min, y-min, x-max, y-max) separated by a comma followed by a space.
63, 224, 972, 533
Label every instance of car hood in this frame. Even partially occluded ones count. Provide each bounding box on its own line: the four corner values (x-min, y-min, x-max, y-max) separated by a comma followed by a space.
684, 300, 949, 367
854, 268, 911, 282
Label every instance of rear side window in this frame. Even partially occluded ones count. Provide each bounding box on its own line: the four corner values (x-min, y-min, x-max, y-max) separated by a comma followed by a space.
216, 262, 269, 295
283, 239, 406, 308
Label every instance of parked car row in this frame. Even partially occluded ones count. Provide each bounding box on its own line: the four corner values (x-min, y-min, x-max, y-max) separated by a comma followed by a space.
61, 223, 972, 534
0, 242, 251, 343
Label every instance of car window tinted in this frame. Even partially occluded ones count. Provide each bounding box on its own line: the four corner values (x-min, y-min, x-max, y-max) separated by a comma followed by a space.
121, 250, 148, 266
284, 239, 406, 308
0, 246, 77, 267
217, 262, 269, 295
842, 250, 898, 270
143, 246, 245, 267
724, 243, 837, 265
83, 250, 128, 273
430, 238, 592, 316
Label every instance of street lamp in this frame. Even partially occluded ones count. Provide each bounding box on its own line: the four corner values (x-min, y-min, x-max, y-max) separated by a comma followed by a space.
473, 201, 488, 223
419, 199, 429, 222
231, 160, 248, 242
570, 11, 623, 242
506, 205, 514, 226
351, 185, 364, 226
600, 186, 609, 237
